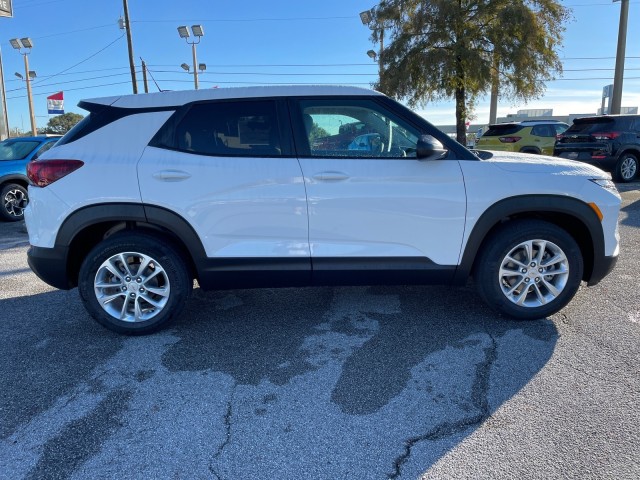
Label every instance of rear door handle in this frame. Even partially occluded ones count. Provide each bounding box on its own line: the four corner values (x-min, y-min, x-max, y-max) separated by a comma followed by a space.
152, 170, 192, 182
312, 171, 350, 182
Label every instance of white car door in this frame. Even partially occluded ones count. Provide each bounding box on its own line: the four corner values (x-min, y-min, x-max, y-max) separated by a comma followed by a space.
291, 98, 467, 281
137, 99, 310, 275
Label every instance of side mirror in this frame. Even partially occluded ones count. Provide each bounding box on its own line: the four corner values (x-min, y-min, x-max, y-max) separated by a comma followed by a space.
416, 135, 446, 160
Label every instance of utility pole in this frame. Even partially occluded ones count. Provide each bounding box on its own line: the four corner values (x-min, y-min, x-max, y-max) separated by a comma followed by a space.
122, 0, 138, 94
0, 46, 9, 139
489, 54, 499, 124
23, 54, 37, 135
141, 58, 149, 93
610, 0, 629, 114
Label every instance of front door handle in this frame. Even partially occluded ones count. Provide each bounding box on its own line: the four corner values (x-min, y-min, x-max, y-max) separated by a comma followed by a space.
152, 170, 192, 182
312, 171, 350, 182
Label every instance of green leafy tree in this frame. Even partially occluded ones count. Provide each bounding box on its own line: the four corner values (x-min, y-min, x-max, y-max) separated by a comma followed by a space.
309, 122, 330, 143
370, 0, 571, 143
43, 112, 84, 135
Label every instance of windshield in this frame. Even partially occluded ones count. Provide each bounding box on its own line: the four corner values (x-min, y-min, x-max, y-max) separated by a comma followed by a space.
0, 140, 40, 160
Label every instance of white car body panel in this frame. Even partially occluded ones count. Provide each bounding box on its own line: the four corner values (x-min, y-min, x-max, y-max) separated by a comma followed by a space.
298, 157, 466, 264
137, 146, 310, 258
462, 152, 621, 257
25, 111, 173, 248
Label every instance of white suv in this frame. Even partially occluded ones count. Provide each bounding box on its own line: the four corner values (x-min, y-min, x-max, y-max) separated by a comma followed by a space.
24, 86, 621, 334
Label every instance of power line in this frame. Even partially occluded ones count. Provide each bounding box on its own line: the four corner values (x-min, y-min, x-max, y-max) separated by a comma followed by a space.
30, 35, 125, 88
132, 16, 355, 24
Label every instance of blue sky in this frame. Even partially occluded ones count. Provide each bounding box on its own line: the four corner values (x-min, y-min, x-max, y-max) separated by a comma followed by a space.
2, 0, 639, 131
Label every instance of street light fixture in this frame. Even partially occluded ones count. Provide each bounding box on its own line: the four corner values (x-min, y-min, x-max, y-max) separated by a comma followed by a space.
181, 63, 190, 71
9, 37, 37, 135
198, 63, 206, 72
359, 9, 373, 25
360, 9, 383, 79
177, 25, 205, 90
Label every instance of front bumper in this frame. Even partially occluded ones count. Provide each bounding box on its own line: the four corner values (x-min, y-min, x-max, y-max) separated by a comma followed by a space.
587, 253, 618, 286
27, 245, 74, 290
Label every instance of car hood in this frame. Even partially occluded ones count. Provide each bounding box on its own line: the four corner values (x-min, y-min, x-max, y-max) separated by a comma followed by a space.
477, 150, 609, 178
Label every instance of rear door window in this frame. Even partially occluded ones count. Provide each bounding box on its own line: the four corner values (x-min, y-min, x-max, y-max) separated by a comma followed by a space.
172, 101, 283, 157
531, 125, 555, 137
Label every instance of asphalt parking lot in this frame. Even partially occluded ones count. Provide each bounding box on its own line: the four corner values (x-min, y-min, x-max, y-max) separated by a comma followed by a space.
0, 183, 638, 479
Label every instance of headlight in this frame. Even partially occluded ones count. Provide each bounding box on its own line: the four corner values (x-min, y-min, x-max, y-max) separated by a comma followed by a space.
589, 178, 618, 192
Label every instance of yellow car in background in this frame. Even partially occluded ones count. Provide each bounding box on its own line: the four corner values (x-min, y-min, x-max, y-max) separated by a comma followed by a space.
476, 120, 569, 155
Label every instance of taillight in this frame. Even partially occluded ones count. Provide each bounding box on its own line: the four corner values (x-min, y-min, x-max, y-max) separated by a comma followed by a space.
27, 159, 84, 187
592, 131, 621, 140
498, 136, 522, 143
556, 134, 564, 141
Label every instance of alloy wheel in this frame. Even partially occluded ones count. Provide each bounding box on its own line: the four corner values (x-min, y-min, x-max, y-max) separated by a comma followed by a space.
498, 239, 570, 307
94, 251, 171, 322
3, 187, 27, 219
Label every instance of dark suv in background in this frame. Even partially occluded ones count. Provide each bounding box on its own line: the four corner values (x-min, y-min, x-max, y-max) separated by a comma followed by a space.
554, 115, 640, 182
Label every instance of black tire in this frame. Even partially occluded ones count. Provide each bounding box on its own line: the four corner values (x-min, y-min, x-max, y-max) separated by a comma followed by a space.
78, 232, 192, 335
474, 219, 583, 320
613, 153, 638, 183
0, 183, 28, 222
519, 147, 540, 155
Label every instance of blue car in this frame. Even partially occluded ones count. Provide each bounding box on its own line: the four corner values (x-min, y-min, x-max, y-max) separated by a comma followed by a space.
0, 136, 59, 221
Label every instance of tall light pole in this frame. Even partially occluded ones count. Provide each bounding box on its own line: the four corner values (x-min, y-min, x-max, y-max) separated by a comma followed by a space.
361, 9, 384, 80
177, 25, 204, 90
610, 0, 629, 114
9, 38, 37, 136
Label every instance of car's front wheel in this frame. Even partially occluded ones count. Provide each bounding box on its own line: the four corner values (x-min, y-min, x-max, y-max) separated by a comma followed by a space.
474, 220, 583, 320
78, 232, 192, 335
614, 153, 638, 183
0, 183, 28, 222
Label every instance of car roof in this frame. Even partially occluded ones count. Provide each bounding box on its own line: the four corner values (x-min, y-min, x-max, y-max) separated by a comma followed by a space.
488, 120, 567, 128
572, 114, 640, 122
81, 85, 384, 110
2, 136, 60, 141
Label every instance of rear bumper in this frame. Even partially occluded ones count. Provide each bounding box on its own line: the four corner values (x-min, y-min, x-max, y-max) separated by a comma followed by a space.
27, 245, 74, 290
556, 153, 618, 171
555, 144, 617, 172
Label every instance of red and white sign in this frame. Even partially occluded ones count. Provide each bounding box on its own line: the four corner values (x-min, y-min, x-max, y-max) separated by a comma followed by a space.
47, 91, 64, 114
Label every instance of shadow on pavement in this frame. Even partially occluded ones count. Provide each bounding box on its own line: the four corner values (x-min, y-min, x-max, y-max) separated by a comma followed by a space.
1, 282, 557, 478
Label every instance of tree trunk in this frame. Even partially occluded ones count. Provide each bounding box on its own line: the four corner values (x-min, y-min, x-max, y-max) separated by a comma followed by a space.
455, 86, 466, 145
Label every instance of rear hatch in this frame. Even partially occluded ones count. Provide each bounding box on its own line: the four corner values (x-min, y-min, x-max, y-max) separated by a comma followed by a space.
554, 117, 620, 159
475, 123, 523, 151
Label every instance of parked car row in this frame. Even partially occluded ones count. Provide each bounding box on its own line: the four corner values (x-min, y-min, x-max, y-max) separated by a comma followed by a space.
475, 114, 640, 182
0, 136, 60, 221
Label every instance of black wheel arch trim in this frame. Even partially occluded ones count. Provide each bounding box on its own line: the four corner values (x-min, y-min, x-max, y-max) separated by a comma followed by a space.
55, 202, 208, 277
453, 194, 605, 285
0, 174, 29, 186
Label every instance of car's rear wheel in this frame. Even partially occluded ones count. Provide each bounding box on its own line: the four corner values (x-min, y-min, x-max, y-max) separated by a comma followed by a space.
614, 153, 638, 183
78, 232, 192, 335
474, 220, 583, 320
0, 183, 28, 222
519, 147, 540, 155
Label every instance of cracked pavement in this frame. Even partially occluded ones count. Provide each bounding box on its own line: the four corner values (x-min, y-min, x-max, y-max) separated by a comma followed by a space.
0, 183, 639, 479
